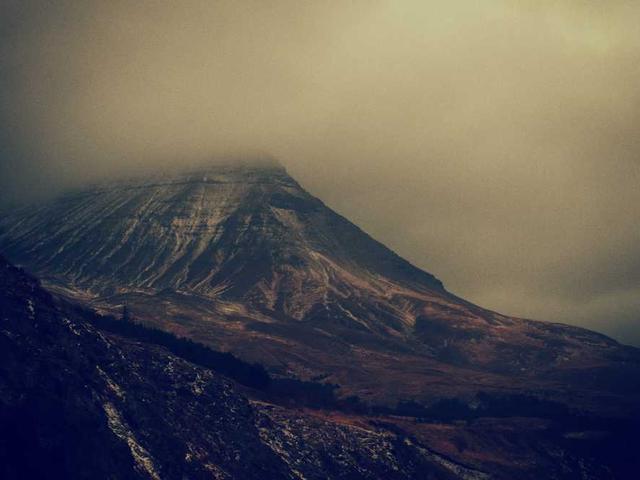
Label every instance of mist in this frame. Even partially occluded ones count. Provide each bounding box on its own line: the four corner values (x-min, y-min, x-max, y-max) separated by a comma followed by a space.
1, 0, 639, 344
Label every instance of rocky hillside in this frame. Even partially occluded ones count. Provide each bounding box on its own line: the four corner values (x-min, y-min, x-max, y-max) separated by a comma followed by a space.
2, 255, 488, 479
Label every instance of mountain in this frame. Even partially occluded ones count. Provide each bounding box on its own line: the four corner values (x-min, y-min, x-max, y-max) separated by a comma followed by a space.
1, 160, 639, 416
2, 160, 640, 478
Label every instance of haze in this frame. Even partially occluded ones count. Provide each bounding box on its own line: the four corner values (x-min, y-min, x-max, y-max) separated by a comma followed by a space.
1, 1, 639, 344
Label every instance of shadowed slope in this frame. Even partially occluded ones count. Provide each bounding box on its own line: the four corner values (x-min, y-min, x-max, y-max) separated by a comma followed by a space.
1, 255, 474, 480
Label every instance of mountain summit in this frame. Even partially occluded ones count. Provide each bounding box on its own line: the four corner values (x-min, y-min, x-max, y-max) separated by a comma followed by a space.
1, 162, 441, 300
1, 162, 444, 333
1, 162, 639, 413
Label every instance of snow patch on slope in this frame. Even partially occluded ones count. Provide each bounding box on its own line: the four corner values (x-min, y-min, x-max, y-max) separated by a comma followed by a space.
103, 401, 161, 480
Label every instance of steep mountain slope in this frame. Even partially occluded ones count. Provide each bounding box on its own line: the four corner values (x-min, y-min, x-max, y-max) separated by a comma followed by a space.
0, 161, 441, 321
2, 256, 480, 480
1, 161, 639, 414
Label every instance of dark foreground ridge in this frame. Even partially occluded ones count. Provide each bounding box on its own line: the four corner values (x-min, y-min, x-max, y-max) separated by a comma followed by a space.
2, 255, 639, 478
1, 255, 487, 479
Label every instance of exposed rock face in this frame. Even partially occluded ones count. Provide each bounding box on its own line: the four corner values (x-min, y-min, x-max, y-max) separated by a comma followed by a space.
0, 257, 471, 479
1, 161, 639, 414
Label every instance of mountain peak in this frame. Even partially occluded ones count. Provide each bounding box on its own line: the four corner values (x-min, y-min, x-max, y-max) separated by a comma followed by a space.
0, 162, 444, 314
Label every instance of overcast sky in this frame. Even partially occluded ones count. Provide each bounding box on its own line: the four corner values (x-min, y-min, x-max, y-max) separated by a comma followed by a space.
1, 1, 639, 344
